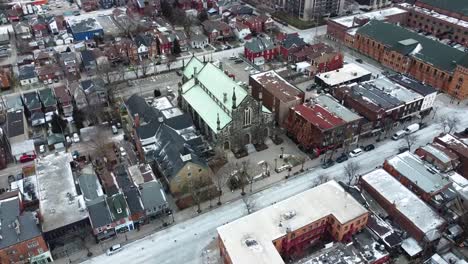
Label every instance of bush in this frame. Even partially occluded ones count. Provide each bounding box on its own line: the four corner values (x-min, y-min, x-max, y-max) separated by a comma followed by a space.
272, 12, 319, 30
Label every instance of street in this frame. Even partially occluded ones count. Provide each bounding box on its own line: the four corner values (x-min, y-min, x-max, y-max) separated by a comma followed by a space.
79, 95, 468, 264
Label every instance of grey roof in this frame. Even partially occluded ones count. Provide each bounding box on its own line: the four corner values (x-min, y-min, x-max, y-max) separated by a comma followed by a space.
81, 50, 96, 66
79, 173, 104, 203
18, 64, 37, 80
386, 151, 451, 194
38, 88, 57, 107
348, 82, 402, 110
281, 33, 306, 49
314, 94, 361, 122
126, 94, 161, 124
135, 33, 153, 47
124, 188, 144, 215
87, 197, 113, 228
0, 197, 42, 250
388, 74, 437, 96
22, 91, 41, 111
245, 37, 275, 53
81, 78, 106, 93
6, 110, 25, 138
4, 94, 23, 111
140, 180, 167, 211
69, 18, 103, 34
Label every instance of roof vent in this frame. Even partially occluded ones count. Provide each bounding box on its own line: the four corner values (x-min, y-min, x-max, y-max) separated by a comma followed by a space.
282, 210, 296, 220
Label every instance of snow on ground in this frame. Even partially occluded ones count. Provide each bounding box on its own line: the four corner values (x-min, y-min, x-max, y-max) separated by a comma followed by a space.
82, 95, 468, 264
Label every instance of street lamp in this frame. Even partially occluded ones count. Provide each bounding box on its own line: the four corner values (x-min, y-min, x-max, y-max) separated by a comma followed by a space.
280, 147, 284, 159
274, 158, 278, 172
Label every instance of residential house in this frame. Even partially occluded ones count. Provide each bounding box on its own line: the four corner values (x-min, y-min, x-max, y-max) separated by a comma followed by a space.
132, 0, 161, 15
117, 38, 138, 62
244, 37, 277, 63
53, 85, 73, 116
388, 74, 437, 114
360, 169, 446, 244
0, 70, 10, 90
81, 0, 99, 11
285, 94, 362, 155
18, 64, 38, 86
415, 143, 460, 173
292, 43, 344, 75
22, 90, 42, 116
80, 50, 97, 73
140, 180, 168, 219
36, 64, 63, 84
353, 20, 468, 99
383, 151, 452, 202
59, 52, 80, 78
0, 196, 53, 264
156, 33, 171, 55
277, 33, 307, 61
48, 15, 66, 35
113, 165, 145, 226
13, 21, 32, 40
202, 20, 233, 43
135, 33, 158, 60
79, 78, 108, 108
68, 18, 104, 42
239, 15, 263, 33
227, 5, 253, 16
181, 57, 274, 153
250, 70, 304, 125
100, 0, 114, 9
258, 14, 275, 32
106, 193, 133, 232
232, 22, 251, 40
29, 16, 48, 38
174, 31, 188, 51
34, 51, 55, 66
38, 88, 57, 113
55, 32, 74, 45
190, 33, 209, 49
434, 134, 468, 179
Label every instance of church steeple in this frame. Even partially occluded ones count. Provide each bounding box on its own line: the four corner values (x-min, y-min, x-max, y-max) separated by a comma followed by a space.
232, 87, 237, 109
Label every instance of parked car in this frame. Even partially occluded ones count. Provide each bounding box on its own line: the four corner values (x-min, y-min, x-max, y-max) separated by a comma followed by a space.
229, 55, 237, 60
19, 154, 36, 163
72, 133, 80, 143
398, 146, 409, 153
321, 159, 335, 169
112, 125, 118, 135
355, 58, 363, 63
336, 153, 348, 163
392, 130, 406, 140
363, 144, 375, 151
349, 148, 363, 158
39, 145, 46, 153
66, 136, 72, 145
106, 244, 122, 256
8, 175, 15, 184
119, 147, 127, 157
404, 123, 420, 134
235, 59, 243, 63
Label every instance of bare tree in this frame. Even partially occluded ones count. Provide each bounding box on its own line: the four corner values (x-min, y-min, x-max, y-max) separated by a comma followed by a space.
447, 116, 460, 133
182, 174, 206, 214
242, 195, 256, 215
85, 125, 112, 158
96, 60, 116, 85
438, 115, 449, 133
129, 60, 140, 79
139, 58, 153, 78
298, 156, 306, 172
317, 173, 329, 184
431, 106, 439, 120
344, 161, 361, 186
115, 15, 137, 38
239, 160, 255, 194
403, 134, 419, 152
213, 162, 234, 206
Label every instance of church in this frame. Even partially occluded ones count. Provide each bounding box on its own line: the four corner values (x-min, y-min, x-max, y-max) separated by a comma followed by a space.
178, 56, 274, 155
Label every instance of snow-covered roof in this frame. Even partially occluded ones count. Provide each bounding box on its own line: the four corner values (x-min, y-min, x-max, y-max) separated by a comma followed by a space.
370, 77, 423, 103
315, 63, 371, 87
449, 172, 468, 201
362, 169, 445, 242
420, 144, 452, 164
331, 7, 407, 28
400, 3, 468, 29
217, 180, 368, 264
386, 151, 451, 194
36, 152, 88, 232
401, 237, 422, 257
152, 96, 174, 111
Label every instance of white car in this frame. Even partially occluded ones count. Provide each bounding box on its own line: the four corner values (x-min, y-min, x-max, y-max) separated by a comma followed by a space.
244, 66, 252, 71
112, 125, 118, 135
349, 148, 363, 158
106, 244, 122, 256
39, 145, 46, 154
72, 133, 80, 143
66, 136, 72, 145
119, 147, 127, 157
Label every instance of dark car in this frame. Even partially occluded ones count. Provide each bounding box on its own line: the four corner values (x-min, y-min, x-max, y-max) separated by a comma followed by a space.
235, 59, 243, 64
336, 154, 348, 163
398, 146, 409, 153
321, 159, 335, 169
8, 175, 15, 184
363, 144, 375, 151
355, 58, 363, 63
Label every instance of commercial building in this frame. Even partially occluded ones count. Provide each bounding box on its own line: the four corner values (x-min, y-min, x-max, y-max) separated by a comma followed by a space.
383, 151, 452, 202
277, 0, 346, 21
353, 20, 468, 99
0, 196, 53, 264
314, 63, 372, 88
327, 7, 408, 42
415, 143, 460, 173
67, 18, 104, 42
360, 169, 446, 243
217, 180, 368, 264
285, 94, 362, 155
387, 74, 437, 113
36, 152, 89, 245
250, 70, 304, 125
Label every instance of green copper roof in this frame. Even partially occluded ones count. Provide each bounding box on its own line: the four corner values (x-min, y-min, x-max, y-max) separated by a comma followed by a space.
357, 20, 466, 72
106, 193, 128, 221
418, 0, 468, 17
183, 56, 204, 79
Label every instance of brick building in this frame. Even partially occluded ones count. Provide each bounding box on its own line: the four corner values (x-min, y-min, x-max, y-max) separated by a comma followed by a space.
434, 133, 468, 179
360, 169, 446, 243
244, 37, 277, 63
382, 151, 452, 202
353, 20, 468, 99
276, 33, 306, 61
217, 180, 368, 264
285, 94, 362, 155
415, 143, 460, 173
400, 2, 468, 47
250, 70, 304, 125
0, 196, 53, 264
414, 0, 468, 24
314, 63, 371, 89
291, 43, 344, 76
326, 7, 408, 42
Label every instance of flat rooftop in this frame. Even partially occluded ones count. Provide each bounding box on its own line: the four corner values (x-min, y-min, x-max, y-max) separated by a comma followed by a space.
420, 143, 454, 164
371, 78, 423, 103
68, 18, 103, 33
36, 152, 88, 233
362, 169, 445, 241
347, 82, 403, 111
400, 3, 468, 29
386, 151, 451, 194
331, 7, 407, 28
293, 103, 345, 131
217, 180, 368, 264
436, 134, 468, 158
313, 94, 361, 122
315, 63, 371, 87
387, 74, 437, 96
251, 70, 302, 103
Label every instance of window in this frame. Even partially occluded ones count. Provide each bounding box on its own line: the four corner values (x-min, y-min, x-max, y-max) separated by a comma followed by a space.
27, 241, 39, 249
244, 108, 252, 126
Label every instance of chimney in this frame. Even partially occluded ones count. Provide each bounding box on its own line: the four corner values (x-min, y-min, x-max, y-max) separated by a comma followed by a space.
134, 113, 140, 128
158, 117, 164, 123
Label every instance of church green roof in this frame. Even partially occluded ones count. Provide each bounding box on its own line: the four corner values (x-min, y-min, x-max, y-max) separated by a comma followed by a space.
357, 20, 466, 72
183, 56, 205, 79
